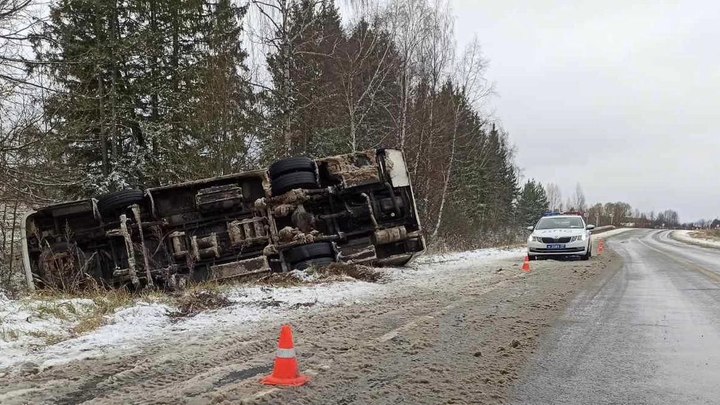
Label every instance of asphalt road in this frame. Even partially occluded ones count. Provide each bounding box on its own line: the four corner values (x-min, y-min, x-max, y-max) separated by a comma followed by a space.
512, 229, 720, 404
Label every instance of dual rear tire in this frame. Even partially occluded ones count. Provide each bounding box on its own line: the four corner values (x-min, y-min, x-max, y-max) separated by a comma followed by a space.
284, 242, 336, 270
269, 157, 319, 196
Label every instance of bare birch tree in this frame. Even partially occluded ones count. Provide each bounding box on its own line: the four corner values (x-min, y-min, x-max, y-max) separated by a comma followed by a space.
545, 182, 562, 212
430, 37, 491, 238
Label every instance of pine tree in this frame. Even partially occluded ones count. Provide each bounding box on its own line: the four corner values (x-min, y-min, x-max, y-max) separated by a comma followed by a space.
263, 0, 348, 160
33, 0, 145, 194
183, 0, 257, 177
34, 0, 257, 193
516, 180, 549, 226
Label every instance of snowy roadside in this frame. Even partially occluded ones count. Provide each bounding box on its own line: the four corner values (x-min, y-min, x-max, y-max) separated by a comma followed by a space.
0, 246, 525, 372
591, 227, 632, 239
671, 230, 720, 249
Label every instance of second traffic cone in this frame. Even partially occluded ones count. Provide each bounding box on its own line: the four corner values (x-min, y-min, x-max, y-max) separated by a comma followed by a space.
598, 239, 605, 255
262, 325, 310, 387
522, 256, 531, 272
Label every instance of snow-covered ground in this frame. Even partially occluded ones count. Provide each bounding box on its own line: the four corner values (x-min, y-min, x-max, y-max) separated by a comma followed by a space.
0, 246, 526, 371
592, 227, 633, 239
672, 230, 720, 249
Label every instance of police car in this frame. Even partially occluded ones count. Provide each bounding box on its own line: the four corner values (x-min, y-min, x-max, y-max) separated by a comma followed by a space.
526, 213, 595, 260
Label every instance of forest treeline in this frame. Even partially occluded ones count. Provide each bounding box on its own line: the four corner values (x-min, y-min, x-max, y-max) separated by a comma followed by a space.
519, 180, 685, 229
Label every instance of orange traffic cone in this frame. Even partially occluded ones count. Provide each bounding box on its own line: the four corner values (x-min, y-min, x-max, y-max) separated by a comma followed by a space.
522, 256, 531, 273
262, 325, 310, 387
598, 239, 605, 255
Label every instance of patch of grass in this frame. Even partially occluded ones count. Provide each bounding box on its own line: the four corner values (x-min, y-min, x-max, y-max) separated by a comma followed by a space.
69, 290, 136, 336
71, 313, 106, 336
1, 327, 20, 342
33, 301, 80, 321
169, 286, 232, 318
703, 229, 720, 240
27, 330, 65, 346
30, 289, 136, 339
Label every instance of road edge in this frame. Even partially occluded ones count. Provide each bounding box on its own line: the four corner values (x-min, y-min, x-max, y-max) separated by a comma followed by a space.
669, 230, 720, 250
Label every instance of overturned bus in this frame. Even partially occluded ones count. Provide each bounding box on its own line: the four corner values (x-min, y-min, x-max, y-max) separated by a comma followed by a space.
21, 149, 425, 290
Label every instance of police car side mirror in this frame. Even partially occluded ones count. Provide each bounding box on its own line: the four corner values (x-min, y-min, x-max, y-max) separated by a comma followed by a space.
586, 224, 595, 230
526, 225, 534, 231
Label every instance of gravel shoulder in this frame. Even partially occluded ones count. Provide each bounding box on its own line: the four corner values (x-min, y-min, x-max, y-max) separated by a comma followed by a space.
0, 247, 622, 405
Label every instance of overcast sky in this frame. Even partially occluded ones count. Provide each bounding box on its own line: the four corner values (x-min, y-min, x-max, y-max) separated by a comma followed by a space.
450, 0, 719, 221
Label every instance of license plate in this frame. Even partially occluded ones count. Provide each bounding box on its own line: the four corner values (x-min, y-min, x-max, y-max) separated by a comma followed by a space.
546, 244, 565, 249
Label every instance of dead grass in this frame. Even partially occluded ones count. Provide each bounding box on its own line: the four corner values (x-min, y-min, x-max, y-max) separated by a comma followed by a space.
27, 330, 65, 346
692, 229, 720, 241
1, 327, 20, 342
315, 262, 385, 282
29, 289, 138, 341
33, 301, 80, 321
255, 272, 308, 286
169, 283, 232, 318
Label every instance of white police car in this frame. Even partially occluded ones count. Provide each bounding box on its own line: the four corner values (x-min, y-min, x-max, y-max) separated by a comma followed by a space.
526, 214, 595, 260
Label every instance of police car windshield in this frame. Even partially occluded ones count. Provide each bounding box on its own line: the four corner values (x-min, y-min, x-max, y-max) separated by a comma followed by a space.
535, 217, 584, 230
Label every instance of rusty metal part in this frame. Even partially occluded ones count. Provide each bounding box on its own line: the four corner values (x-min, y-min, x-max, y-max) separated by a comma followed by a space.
373, 226, 408, 245
169, 231, 188, 259
277, 226, 321, 244
321, 150, 380, 188
191, 233, 220, 260
228, 217, 268, 247
195, 184, 244, 212
336, 243, 377, 263
273, 204, 295, 217
131, 205, 154, 287
263, 244, 278, 256
119, 214, 140, 287
146, 190, 158, 218
255, 188, 329, 211
209, 256, 271, 281
146, 170, 266, 192
374, 252, 415, 265
256, 189, 309, 208
265, 232, 340, 257
277, 226, 297, 242
282, 235, 336, 249
361, 193, 379, 229
292, 205, 315, 233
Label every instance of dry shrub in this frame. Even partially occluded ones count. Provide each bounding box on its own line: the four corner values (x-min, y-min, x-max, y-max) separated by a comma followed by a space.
170, 288, 232, 318
428, 228, 526, 254
36, 244, 102, 294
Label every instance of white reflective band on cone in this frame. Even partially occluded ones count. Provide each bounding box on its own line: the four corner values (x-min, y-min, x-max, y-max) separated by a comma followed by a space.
276, 348, 296, 358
